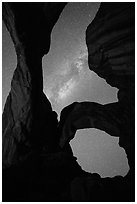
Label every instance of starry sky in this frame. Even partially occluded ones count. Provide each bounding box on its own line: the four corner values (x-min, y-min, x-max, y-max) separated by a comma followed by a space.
2, 2, 129, 177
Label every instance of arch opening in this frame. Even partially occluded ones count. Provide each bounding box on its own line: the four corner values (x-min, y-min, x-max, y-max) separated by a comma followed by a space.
70, 128, 129, 178
2, 2, 129, 179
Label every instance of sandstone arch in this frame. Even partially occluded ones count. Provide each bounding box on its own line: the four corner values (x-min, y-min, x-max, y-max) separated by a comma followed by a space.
2, 2, 135, 201
58, 2, 134, 178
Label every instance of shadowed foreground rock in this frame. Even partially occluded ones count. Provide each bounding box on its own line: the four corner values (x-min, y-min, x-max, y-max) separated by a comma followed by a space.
2, 2, 67, 168
2, 2, 135, 201
86, 2, 135, 179
59, 2, 134, 201
2, 2, 83, 201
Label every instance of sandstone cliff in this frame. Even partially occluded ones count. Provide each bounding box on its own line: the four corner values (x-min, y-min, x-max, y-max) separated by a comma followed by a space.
58, 2, 134, 201
2, 2, 67, 168
86, 2, 135, 174
2, 2, 135, 201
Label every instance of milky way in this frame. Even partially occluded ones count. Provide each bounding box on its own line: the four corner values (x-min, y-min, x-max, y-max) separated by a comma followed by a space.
42, 2, 129, 177
45, 48, 88, 113
3, 2, 129, 177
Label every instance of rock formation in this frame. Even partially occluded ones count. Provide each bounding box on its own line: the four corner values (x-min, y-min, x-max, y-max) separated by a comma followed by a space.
59, 1, 135, 174
2, 2, 135, 202
58, 2, 135, 201
2, 3, 84, 201
2, 2, 67, 168
86, 3, 135, 175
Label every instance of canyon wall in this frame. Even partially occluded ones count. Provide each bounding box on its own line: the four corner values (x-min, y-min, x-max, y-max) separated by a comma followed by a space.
58, 3, 135, 201
59, 2, 135, 176
2, 2, 67, 168
86, 2, 135, 174
2, 2, 135, 201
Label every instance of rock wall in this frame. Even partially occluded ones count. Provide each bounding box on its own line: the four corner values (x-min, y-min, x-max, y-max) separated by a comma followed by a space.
59, 2, 135, 174
2, 2, 67, 168
86, 2, 135, 173
2, 2, 135, 201
58, 3, 134, 201
86, 3, 135, 90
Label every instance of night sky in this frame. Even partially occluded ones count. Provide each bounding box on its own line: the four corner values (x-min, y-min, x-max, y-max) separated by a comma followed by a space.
2, 2, 129, 177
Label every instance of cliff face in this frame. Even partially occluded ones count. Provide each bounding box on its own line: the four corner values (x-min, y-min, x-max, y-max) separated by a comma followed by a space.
86, 2, 135, 171
2, 2, 135, 202
86, 3, 135, 91
59, 2, 135, 174
58, 3, 134, 201
2, 2, 67, 168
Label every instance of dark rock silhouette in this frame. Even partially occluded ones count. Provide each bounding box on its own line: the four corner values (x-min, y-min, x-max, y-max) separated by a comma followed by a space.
2, 2, 67, 168
86, 3, 135, 90
71, 175, 134, 202
86, 2, 135, 174
2, 2, 83, 201
2, 2, 135, 202
59, 2, 135, 201
86, 2, 135, 181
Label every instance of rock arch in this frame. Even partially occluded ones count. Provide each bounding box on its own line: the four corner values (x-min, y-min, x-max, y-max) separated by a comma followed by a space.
2, 2, 134, 201
58, 3, 135, 178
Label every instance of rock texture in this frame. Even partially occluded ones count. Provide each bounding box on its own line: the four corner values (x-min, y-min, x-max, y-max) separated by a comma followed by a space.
2, 2, 135, 202
58, 2, 135, 201
2, 2, 67, 168
59, 102, 120, 148
86, 2, 135, 175
3, 3, 84, 202
86, 3, 135, 90
59, 1, 135, 173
